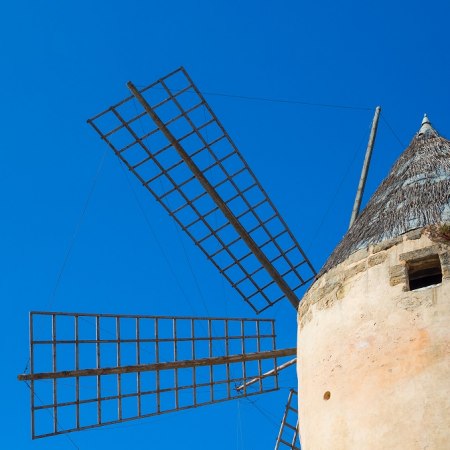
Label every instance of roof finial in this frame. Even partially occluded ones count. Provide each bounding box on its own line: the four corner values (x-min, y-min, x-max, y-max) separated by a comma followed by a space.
418, 113, 433, 136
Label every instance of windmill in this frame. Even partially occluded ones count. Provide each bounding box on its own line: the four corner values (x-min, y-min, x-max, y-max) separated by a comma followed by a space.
18, 67, 316, 448
18, 68, 450, 449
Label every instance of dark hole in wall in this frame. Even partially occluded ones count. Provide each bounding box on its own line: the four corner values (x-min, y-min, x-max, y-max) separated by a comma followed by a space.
408, 254, 442, 290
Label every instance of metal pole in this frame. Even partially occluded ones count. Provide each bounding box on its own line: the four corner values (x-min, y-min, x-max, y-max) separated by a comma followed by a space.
126, 81, 300, 310
18, 347, 297, 381
349, 106, 381, 228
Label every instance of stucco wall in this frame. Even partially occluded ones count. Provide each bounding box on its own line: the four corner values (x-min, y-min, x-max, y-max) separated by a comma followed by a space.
297, 229, 450, 449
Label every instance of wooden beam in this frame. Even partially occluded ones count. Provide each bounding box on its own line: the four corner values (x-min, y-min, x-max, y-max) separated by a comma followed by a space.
18, 347, 296, 381
236, 357, 296, 391
349, 106, 381, 228
126, 81, 300, 310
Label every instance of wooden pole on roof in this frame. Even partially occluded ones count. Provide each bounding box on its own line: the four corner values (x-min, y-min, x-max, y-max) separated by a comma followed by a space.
349, 106, 381, 228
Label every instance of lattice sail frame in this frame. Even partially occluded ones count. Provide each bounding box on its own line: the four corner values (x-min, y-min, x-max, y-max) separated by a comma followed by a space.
88, 67, 316, 313
21, 311, 293, 439
275, 389, 301, 450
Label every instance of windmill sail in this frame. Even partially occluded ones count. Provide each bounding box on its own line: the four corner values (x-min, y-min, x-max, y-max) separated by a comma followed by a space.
18, 311, 294, 439
275, 389, 301, 449
88, 67, 316, 313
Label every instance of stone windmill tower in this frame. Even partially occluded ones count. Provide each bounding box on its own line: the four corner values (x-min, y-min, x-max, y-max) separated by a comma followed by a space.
297, 115, 450, 449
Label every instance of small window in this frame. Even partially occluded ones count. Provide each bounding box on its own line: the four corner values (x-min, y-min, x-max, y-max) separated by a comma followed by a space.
407, 254, 442, 291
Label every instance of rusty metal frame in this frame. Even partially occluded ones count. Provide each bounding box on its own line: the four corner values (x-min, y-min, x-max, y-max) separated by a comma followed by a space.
21, 311, 288, 439
275, 389, 300, 449
88, 67, 316, 313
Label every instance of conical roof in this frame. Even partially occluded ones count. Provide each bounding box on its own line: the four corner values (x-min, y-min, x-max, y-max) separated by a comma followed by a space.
321, 115, 450, 275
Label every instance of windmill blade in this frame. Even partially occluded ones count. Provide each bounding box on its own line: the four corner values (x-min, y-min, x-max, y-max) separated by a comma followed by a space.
18, 311, 293, 439
88, 67, 316, 313
275, 389, 301, 450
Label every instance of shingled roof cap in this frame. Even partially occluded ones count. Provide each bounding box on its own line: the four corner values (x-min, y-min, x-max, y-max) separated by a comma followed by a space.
319, 115, 450, 275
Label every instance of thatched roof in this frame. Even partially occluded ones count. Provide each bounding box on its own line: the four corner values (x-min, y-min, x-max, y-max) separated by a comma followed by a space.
320, 115, 450, 275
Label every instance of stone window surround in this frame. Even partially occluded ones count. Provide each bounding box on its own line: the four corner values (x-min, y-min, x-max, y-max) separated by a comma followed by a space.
390, 245, 447, 291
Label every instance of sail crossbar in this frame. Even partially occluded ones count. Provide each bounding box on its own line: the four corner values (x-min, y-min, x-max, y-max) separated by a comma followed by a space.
19, 348, 296, 381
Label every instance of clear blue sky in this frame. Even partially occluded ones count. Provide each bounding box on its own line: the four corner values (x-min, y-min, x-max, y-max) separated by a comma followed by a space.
2, 1, 449, 449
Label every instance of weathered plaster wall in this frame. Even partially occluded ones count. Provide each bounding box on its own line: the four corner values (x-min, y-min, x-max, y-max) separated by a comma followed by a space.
297, 230, 450, 449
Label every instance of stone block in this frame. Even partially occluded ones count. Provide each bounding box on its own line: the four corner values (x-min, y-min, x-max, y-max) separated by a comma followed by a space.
389, 264, 406, 286
373, 236, 403, 254
368, 252, 388, 267
399, 245, 440, 262
343, 261, 367, 281
405, 228, 423, 240
346, 247, 369, 265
